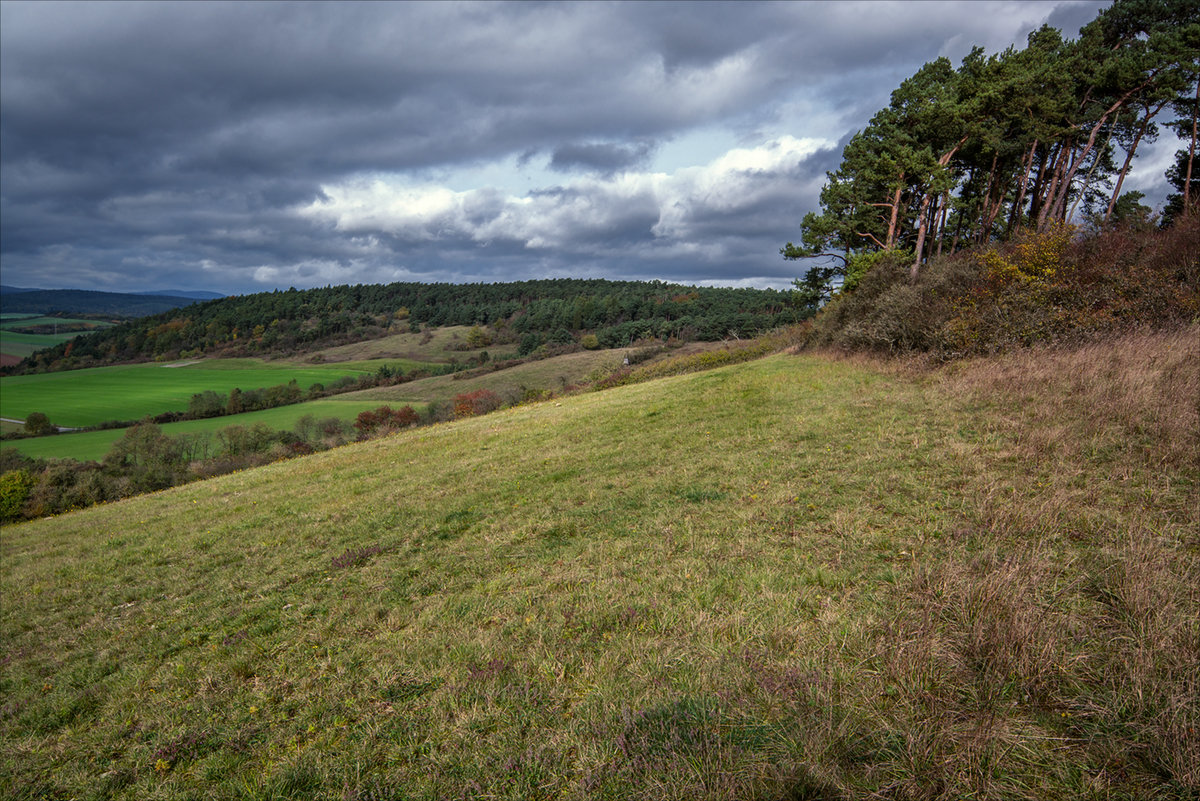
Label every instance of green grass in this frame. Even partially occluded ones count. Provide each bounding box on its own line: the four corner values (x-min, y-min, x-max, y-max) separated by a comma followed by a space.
0, 358, 418, 427
0, 330, 84, 359
1, 335, 1196, 800
1, 398, 426, 462
0, 317, 115, 359
0, 316, 111, 330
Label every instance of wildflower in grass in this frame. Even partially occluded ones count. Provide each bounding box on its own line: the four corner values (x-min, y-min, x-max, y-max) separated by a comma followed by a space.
155, 759, 170, 773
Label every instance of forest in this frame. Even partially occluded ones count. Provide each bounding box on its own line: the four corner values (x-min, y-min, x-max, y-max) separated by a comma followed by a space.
783, 0, 1198, 303
4, 279, 804, 374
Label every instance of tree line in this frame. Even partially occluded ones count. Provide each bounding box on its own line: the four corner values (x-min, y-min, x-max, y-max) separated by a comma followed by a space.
783, 0, 1199, 303
5, 279, 806, 373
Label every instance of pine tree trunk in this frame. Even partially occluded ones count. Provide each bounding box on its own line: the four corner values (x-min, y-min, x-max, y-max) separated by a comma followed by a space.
886, 180, 903, 248
1046, 84, 1150, 227
1187, 80, 1198, 210
1104, 105, 1158, 222
1010, 139, 1038, 236
1037, 144, 1069, 230
910, 191, 933, 281
936, 190, 949, 257
977, 152, 999, 243
1070, 123, 1116, 223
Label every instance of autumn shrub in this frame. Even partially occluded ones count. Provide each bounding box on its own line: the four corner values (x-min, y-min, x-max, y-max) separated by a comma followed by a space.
808, 219, 1199, 359
354, 405, 420, 438
810, 250, 976, 353
941, 218, 1200, 356
452, 390, 503, 419
0, 470, 35, 522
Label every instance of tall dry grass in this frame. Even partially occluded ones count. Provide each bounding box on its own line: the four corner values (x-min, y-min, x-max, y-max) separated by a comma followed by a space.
834, 326, 1200, 799
938, 324, 1198, 471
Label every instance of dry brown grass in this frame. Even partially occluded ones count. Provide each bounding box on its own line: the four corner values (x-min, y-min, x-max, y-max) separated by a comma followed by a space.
810, 325, 1200, 799
940, 324, 1199, 471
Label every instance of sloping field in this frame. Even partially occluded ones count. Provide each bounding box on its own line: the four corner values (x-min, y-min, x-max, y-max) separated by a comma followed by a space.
0, 359, 394, 428
0, 317, 115, 361
0, 398, 421, 463
309, 325, 502, 362
348, 348, 624, 405
2, 330, 1197, 800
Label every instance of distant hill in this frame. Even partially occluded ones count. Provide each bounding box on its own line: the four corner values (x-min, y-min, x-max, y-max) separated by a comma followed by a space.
133, 290, 226, 300
7, 278, 806, 373
0, 287, 203, 317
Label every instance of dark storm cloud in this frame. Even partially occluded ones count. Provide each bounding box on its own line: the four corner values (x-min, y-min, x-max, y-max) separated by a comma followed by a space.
0, 1, 1119, 294
549, 142, 657, 175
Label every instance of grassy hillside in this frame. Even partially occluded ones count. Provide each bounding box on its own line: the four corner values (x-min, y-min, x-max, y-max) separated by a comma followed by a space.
1, 328, 1196, 800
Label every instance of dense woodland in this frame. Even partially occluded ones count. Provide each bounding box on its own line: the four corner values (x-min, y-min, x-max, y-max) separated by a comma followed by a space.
5, 279, 804, 373
784, 0, 1199, 302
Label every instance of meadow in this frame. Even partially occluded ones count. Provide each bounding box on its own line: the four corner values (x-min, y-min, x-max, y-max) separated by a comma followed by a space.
1, 326, 1195, 800
0, 315, 114, 361
0, 358, 424, 428
1, 399, 426, 463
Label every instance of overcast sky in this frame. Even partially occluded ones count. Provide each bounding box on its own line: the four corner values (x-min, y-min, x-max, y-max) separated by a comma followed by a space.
4, 0, 1174, 296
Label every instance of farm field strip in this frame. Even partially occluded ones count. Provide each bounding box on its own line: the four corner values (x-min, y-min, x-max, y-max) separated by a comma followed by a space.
0, 331, 81, 358
0, 357, 427, 427
0, 316, 113, 329
1, 398, 424, 462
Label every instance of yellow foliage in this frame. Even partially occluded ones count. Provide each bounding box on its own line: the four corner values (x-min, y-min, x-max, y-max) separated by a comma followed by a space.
980, 223, 1075, 284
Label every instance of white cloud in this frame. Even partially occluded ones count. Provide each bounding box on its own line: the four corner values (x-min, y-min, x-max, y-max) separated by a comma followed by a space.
299, 134, 831, 257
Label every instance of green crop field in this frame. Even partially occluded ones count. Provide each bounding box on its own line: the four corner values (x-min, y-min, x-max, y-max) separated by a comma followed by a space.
0, 330, 78, 359
1, 398, 426, 463
0, 315, 111, 329
0, 316, 116, 359
0, 358, 424, 428
2, 328, 1196, 799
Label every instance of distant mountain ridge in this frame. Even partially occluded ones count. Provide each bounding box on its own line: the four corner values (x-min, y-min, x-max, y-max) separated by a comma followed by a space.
133, 290, 226, 300
0, 286, 220, 317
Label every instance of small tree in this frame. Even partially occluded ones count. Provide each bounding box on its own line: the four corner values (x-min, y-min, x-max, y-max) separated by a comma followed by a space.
24, 412, 54, 436
453, 389, 503, 418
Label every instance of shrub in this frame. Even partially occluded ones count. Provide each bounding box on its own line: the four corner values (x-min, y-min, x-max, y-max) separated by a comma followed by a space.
453, 389, 503, 418
465, 326, 493, 348
803, 219, 1200, 359
187, 390, 227, 418
0, 470, 35, 521
354, 406, 420, 439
